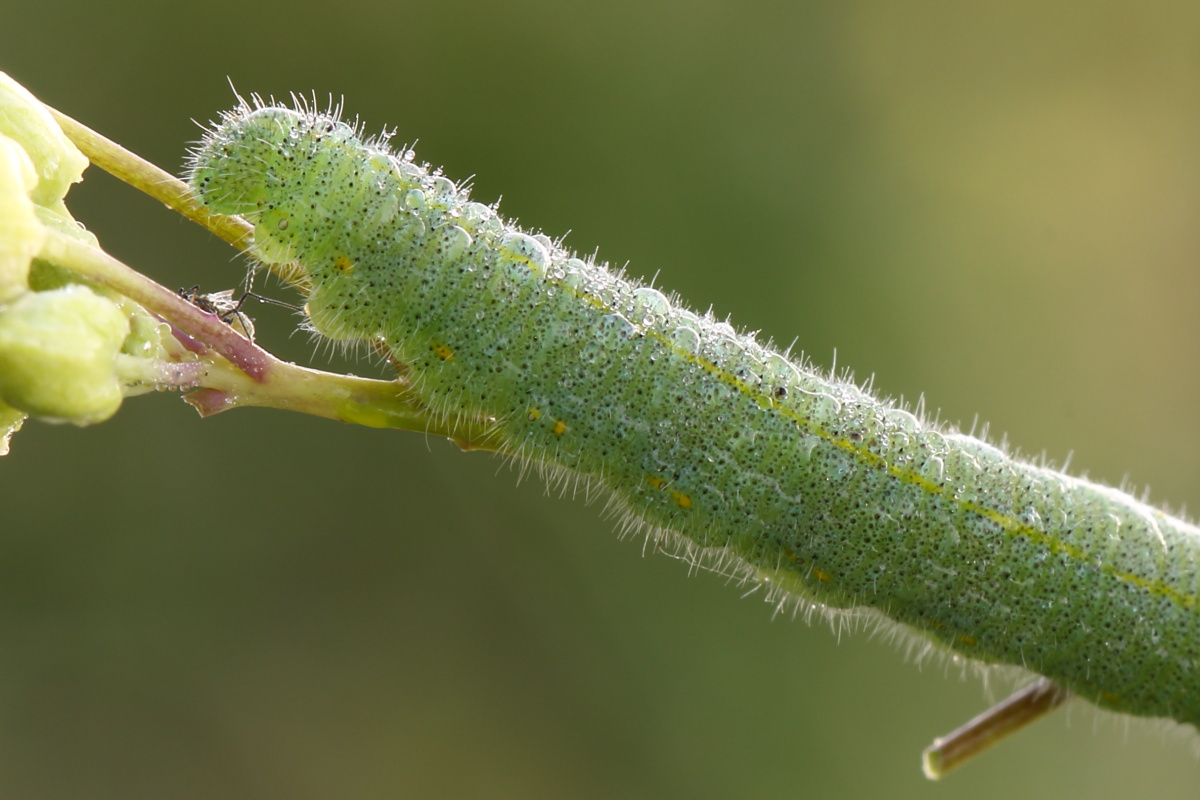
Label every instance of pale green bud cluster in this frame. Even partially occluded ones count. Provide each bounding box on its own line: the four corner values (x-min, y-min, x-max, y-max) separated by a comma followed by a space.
0, 73, 175, 451
0, 285, 131, 424
0, 134, 42, 303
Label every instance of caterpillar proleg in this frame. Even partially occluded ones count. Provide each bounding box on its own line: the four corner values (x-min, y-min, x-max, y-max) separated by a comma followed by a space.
186, 96, 1200, 763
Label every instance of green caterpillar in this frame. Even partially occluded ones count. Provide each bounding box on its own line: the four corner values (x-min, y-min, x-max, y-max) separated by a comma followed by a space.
187, 97, 1200, 730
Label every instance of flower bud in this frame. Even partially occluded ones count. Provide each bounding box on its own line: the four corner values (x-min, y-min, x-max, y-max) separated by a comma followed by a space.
0, 285, 130, 424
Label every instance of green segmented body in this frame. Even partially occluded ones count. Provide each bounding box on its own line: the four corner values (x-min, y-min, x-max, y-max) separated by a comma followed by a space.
188, 100, 1200, 727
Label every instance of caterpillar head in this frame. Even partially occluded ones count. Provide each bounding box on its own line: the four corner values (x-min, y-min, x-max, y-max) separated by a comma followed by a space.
187, 102, 398, 341
187, 104, 373, 266
186, 106, 311, 219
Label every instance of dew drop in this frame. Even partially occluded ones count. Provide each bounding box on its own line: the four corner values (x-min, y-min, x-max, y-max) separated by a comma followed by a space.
404, 188, 426, 210
463, 201, 494, 226
632, 287, 671, 328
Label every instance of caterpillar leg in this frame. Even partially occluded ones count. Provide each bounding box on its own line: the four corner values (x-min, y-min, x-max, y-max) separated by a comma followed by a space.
922, 679, 1069, 779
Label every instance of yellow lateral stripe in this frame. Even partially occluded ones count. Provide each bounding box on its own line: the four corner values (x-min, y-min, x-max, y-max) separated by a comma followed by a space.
551, 276, 1195, 611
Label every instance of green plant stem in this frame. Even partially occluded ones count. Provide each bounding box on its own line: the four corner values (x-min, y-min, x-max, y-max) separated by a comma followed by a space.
47, 105, 308, 290
39, 229, 274, 379
38, 227, 505, 449
43, 104, 506, 444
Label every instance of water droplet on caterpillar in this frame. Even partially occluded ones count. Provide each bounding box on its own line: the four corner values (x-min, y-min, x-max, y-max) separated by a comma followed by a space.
671, 324, 702, 354
631, 287, 670, 328
463, 201, 499, 233
404, 188, 426, 210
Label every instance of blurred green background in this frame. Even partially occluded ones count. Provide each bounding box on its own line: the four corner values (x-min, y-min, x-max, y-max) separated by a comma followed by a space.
3, 1, 1200, 798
